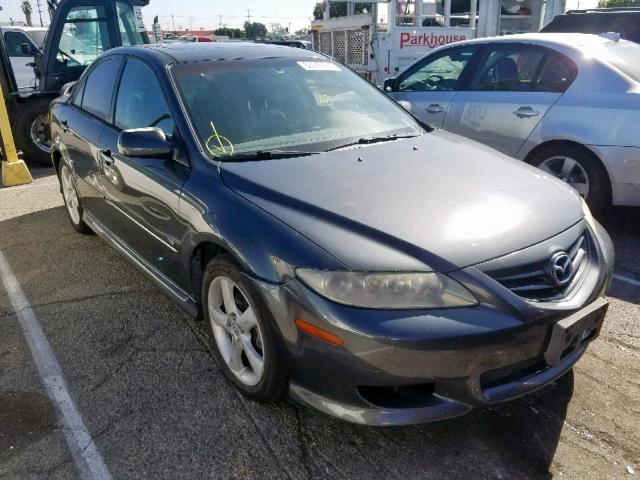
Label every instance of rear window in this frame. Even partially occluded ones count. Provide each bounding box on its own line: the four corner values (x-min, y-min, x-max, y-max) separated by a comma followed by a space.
603, 41, 640, 82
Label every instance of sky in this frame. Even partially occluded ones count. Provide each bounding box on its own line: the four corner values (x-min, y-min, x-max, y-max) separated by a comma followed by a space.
0, 0, 320, 32
1, 0, 598, 31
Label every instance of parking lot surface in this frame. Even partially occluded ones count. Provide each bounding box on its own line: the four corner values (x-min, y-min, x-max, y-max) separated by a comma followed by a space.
1, 166, 639, 480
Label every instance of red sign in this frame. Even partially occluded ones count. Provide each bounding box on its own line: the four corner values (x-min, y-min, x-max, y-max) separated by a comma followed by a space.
400, 32, 467, 49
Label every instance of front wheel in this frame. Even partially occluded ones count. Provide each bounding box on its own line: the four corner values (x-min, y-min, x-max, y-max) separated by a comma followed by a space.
202, 255, 287, 403
13, 97, 53, 166
59, 162, 91, 234
528, 144, 610, 213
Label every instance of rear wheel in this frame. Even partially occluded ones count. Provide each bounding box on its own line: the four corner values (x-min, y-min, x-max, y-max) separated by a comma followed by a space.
13, 97, 53, 166
528, 144, 610, 213
202, 255, 287, 403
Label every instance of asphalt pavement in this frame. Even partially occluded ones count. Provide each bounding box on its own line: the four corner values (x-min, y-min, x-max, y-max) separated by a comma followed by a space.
1, 166, 638, 479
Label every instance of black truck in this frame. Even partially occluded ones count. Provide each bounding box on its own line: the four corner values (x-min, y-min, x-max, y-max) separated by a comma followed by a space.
541, 8, 640, 44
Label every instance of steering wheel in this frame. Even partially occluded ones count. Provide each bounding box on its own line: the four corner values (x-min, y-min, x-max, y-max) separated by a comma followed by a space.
425, 74, 446, 89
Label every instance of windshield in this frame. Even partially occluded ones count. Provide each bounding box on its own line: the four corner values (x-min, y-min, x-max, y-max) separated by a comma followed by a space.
603, 41, 640, 83
27, 30, 47, 48
170, 57, 421, 159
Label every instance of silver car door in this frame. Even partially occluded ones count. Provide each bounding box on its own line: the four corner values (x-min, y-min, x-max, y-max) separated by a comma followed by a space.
444, 45, 573, 157
388, 46, 478, 128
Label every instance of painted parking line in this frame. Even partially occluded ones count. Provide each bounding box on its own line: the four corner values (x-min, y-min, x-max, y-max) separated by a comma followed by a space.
613, 273, 640, 287
0, 250, 112, 480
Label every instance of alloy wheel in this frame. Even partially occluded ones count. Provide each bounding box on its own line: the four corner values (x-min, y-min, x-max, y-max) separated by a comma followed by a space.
60, 165, 81, 225
30, 113, 53, 154
538, 155, 590, 197
207, 276, 265, 387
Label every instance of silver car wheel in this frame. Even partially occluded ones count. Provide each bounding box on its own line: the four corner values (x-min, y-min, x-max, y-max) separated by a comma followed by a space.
30, 113, 53, 154
538, 156, 590, 197
207, 276, 265, 387
60, 165, 81, 225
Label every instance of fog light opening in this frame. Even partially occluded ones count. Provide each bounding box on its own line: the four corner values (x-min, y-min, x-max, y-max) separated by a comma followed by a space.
358, 383, 436, 409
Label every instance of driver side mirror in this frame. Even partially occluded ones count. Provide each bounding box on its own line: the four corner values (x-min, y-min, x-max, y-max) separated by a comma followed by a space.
118, 128, 173, 158
383, 78, 398, 93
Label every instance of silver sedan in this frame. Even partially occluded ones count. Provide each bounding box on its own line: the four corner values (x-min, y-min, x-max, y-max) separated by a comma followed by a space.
385, 33, 640, 211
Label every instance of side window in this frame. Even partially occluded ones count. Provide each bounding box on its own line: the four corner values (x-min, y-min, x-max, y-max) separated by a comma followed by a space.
114, 59, 175, 136
81, 58, 122, 121
4, 31, 37, 56
534, 53, 577, 93
56, 6, 111, 69
398, 47, 476, 92
72, 78, 86, 107
473, 47, 545, 92
116, 1, 146, 46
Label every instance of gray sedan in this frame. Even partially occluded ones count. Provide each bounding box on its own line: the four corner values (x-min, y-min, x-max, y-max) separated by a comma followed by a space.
385, 33, 640, 211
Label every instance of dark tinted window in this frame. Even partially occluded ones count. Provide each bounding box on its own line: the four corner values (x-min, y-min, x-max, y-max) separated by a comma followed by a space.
534, 53, 577, 92
72, 78, 86, 107
81, 58, 121, 121
473, 47, 545, 91
114, 58, 174, 136
4, 31, 37, 56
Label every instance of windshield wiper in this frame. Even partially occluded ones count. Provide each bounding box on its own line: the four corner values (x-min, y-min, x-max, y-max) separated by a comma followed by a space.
221, 150, 322, 162
326, 133, 421, 152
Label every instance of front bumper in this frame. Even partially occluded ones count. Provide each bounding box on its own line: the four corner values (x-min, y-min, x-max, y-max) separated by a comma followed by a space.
249, 223, 614, 426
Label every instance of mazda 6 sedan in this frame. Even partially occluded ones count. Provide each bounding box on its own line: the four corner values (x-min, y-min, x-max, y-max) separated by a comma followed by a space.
385, 33, 640, 212
50, 43, 614, 426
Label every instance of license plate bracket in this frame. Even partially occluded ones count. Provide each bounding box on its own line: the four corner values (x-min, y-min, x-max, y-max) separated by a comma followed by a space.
544, 297, 609, 367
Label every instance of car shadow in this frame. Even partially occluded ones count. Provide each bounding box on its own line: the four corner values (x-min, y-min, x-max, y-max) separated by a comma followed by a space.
598, 206, 640, 305
0, 206, 575, 480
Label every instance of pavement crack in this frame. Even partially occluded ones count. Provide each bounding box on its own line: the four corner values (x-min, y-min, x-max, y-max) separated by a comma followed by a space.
291, 402, 313, 480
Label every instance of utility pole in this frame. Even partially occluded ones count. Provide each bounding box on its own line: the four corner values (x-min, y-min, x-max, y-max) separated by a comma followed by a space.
171, 14, 175, 32
218, 15, 223, 28
246, 9, 251, 23
35, 0, 44, 27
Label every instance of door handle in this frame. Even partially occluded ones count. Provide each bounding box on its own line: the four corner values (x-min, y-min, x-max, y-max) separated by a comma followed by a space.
100, 148, 114, 166
426, 103, 444, 114
513, 107, 540, 118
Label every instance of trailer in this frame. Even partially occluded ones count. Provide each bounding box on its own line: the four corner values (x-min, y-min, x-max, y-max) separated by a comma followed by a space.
310, 0, 566, 85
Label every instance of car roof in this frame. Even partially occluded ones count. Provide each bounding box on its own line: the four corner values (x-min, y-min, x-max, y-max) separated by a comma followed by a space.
108, 42, 324, 65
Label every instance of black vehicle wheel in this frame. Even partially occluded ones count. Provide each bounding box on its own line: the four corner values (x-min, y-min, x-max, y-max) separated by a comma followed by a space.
528, 144, 610, 213
59, 161, 91, 234
202, 255, 287, 403
13, 97, 53, 166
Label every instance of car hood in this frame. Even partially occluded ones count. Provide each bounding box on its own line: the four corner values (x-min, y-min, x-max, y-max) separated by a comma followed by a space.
220, 130, 584, 272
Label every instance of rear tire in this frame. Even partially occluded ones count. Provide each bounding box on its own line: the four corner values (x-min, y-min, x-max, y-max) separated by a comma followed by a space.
202, 255, 287, 403
13, 97, 53, 166
528, 144, 610, 214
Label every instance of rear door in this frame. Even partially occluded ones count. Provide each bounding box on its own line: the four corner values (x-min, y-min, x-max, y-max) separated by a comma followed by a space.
444, 44, 576, 157
388, 46, 478, 128
57, 56, 122, 215
97, 56, 189, 282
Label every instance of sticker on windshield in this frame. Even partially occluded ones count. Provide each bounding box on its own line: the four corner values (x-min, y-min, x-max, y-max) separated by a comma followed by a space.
297, 61, 341, 72
133, 6, 146, 32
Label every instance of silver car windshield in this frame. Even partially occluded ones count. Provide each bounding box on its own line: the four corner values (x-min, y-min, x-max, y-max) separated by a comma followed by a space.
170, 57, 421, 159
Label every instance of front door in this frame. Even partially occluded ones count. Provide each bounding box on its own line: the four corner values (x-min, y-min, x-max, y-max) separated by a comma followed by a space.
444, 45, 575, 157
389, 45, 478, 128
97, 57, 189, 284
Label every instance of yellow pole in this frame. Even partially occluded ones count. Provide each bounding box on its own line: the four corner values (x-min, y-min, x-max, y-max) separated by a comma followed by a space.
1, 87, 33, 187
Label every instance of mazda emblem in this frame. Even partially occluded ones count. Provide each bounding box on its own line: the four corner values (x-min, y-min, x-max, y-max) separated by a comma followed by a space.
547, 252, 574, 287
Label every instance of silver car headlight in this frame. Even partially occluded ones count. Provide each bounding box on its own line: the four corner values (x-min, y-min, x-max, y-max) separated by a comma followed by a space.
296, 269, 477, 309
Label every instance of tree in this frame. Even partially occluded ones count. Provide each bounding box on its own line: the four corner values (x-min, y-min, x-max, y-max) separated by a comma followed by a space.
214, 27, 244, 39
244, 21, 268, 40
314, 2, 373, 19
20, 0, 33, 27
597, 0, 639, 6
313, 2, 324, 20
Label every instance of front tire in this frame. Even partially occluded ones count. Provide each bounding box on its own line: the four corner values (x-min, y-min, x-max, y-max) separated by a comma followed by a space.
202, 255, 287, 403
528, 144, 610, 213
59, 162, 91, 234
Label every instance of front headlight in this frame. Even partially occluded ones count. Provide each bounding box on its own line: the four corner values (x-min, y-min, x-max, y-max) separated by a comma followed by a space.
296, 270, 477, 309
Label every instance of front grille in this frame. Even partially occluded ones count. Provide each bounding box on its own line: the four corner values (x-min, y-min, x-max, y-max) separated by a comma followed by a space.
486, 232, 591, 302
